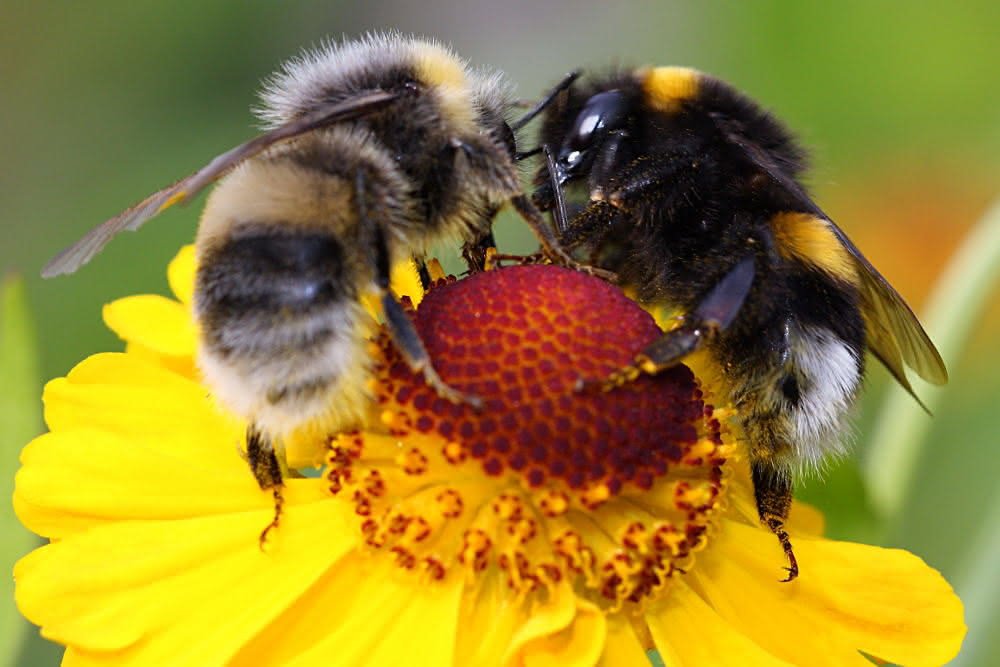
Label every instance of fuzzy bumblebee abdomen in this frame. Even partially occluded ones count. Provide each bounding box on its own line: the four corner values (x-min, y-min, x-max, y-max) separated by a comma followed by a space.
733, 323, 863, 472
194, 230, 376, 438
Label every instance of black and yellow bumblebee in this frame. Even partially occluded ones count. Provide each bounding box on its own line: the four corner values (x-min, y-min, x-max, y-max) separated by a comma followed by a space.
532, 66, 948, 579
41, 33, 577, 539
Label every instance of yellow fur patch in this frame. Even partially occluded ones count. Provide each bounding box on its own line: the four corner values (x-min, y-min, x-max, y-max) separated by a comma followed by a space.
195, 159, 355, 258
642, 66, 700, 113
770, 212, 859, 284
411, 42, 475, 130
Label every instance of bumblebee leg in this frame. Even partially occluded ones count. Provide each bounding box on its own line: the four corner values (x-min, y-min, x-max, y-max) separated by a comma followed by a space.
414, 257, 432, 290
531, 179, 556, 213
491, 252, 546, 267
584, 256, 756, 392
751, 461, 799, 581
510, 194, 617, 282
381, 292, 482, 409
461, 229, 498, 274
601, 151, 698, 208
246, 425, 285, 547
540, 145, 623, 253
365, 184, 483, 409
560, 200, 619, 249
577, 320, 709, 394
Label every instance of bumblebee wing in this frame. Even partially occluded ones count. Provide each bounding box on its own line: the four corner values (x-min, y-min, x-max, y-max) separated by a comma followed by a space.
42, 89, 400, 278
711, 112, 825, 218
826, 221, 949, 395
717, 115, 948, 400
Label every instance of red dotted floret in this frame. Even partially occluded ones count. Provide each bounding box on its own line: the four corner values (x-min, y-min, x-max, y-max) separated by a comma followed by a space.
336, 266, 728, 606
383, 265, 705, 498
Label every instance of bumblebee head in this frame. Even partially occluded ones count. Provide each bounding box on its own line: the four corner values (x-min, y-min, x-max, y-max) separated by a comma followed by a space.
553, 89, 631, 185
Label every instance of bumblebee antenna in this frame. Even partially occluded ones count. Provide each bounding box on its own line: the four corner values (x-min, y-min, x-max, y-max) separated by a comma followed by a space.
542, 144, 570, 235
511, 70, 581, 132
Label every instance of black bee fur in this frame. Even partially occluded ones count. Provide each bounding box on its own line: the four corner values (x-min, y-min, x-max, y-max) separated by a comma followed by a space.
533, 66, 947, 580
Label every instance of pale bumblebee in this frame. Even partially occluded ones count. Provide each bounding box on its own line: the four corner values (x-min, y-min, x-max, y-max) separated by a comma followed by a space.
530, 66, 948, 579
42, 33, 575, 539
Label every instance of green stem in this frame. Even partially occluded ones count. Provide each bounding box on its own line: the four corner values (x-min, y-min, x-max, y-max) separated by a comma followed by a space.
863, 196, 1000, 520
1, 275, 42, 667
948, 487, 1000, 667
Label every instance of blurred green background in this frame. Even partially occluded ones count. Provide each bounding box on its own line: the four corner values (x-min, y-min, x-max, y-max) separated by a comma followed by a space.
3, 2, 999, 665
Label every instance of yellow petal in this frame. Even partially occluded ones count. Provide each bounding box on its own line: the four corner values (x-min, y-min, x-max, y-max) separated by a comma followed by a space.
724, 462, 825, 537
598, 615, 650, 667
455, 571, 530, 666
785, 498, 825, 537
690, 519, 965, 666
229, 553, 463, 667
390, 258, 424, 306
42, 353, 236, 452
517, 597, 606, 667
361, 258, 426, 319
61, 350, 195, 389
458, 575, 586, 667
123, 341, 198, 380
103, 295, 197, 358
283, 428, 334, 471
646, 579, 793, 666
59, 646, 107, 667
14, 424, 326, 537
503, 578, 578, 666
688, 521, 871, 666
167, 244, 197, 306
15, 498, 359, 663
61, 647, 102, 666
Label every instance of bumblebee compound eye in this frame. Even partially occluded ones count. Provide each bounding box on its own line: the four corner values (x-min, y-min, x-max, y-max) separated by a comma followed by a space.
559, 89, 630, 176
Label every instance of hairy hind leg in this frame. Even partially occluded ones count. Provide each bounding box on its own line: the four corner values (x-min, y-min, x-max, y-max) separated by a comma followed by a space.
246, 425, 285, 547
750, 458, 798, 582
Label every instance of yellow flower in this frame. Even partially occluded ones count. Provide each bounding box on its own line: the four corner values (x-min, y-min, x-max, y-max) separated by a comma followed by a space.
14, 246, 964, 666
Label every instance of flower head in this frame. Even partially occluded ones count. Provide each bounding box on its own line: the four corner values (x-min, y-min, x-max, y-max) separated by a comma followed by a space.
14, 246, 964, 666
337, 265, 725, 612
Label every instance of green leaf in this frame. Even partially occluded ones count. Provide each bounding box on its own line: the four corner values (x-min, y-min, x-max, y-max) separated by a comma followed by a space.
949, 490, 1000, 667
1, 274, 42, 667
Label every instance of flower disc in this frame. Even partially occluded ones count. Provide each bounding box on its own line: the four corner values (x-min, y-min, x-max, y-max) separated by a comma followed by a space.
330, 265, 729, 608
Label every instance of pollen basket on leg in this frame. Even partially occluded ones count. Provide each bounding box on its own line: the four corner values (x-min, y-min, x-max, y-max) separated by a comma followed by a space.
324, 265, 733, 608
